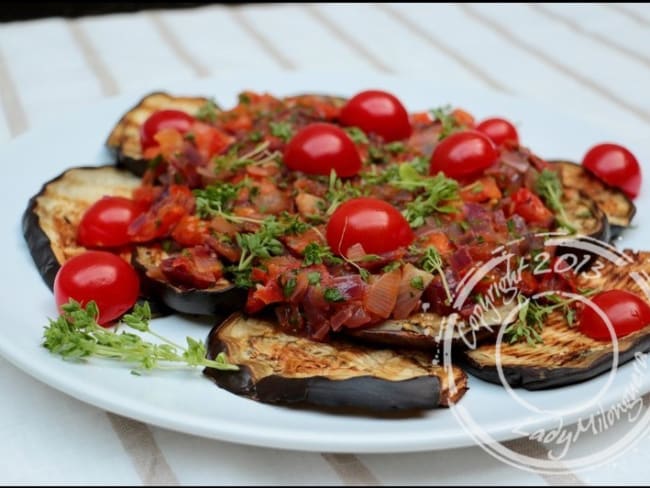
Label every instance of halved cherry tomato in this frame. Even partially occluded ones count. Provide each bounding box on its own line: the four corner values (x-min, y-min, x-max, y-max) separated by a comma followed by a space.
77, 196, 141, 248
582, 143, 641, 198
326, 197, 414, 256
283, 123, 362, 177
476, 117, 519, 146
511, 188, 554, 225
140, 110, 195, 150
53, 251, 140, 326
579, 290, 650, 341
430, 130, 498, 180
339, 90, 412, 142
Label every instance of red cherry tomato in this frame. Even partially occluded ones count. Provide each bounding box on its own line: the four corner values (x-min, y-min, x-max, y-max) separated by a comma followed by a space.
77, 196, 141, 248
511, 188, 554, 226
326, 197, 414, 256
582, 143, 642, 198
339, 90, 412, 142
476, 117, 519, 146
283, 123, 362, 177
53, 251, 140, 326
140, 110, 195, 150
430, 130, 498, 180
579, 290, 650, 341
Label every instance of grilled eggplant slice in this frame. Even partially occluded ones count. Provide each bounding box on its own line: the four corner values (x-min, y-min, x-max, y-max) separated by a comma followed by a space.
106, 92, 212, 176
22, 166, 141, 289
345, 303, 517, 350
561, 187, 610, 242
132, 246, 246, 316
204, 314, 468, 411
550, 160, 636, 239
462, 251, 650, 389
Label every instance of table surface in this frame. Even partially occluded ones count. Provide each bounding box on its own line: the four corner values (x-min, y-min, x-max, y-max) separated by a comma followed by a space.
2, 3, 650, 485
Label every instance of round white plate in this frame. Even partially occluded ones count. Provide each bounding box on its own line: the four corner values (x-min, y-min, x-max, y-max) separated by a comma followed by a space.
2, 73, 649, 453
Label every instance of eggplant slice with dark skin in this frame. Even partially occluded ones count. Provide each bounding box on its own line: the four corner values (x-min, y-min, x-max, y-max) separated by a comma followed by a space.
105, 91, 349, 177
461, 251, 650, 389
22, 165, 141, 289
106, 92, 212, 176
132, 246, 246, 316
550, 160, 636, 240
204, 314, 468, 411
22, 165, 171, 315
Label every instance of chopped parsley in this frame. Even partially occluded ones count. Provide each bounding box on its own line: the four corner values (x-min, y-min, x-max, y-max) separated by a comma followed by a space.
345, 127, 369, 144
410, 276, 425, 290
430, 105, 464, 140
307, 272, 322, 285
195, 99, 219, 122
303, 242, 343, 266
421, 247, 452, 303
535, 169, 576, 233
324, 287, 345, 302
283, 277, 297, 297
269, 121, 294, 142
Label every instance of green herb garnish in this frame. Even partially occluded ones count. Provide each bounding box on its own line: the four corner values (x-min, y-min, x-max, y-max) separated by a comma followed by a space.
324, 287, 345, 302
535, 169, 576, 233
303, 242, 343, 266
269, 121, 294, 142
43, 301, 238, 372
308, 271, 322, 285
410, 276, 425, 290
421, 246, 451, 303
345, 127, 369, 144
195, 99, 219, 123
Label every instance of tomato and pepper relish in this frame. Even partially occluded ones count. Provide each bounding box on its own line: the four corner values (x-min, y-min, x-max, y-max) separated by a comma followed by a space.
127, 90, 576, 340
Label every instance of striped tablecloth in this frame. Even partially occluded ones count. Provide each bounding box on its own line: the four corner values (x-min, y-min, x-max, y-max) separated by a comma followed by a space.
2, 3, 650, 484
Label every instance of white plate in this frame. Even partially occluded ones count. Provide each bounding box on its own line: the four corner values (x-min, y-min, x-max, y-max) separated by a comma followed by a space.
2, 73, 649, 453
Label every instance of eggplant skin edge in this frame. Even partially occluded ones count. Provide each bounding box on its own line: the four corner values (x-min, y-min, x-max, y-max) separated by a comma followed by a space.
21, 165, 172, 316
549, 160, 636, 240
22, 182, 60, 290
203, 314, 448, 411
460, 332, 650, 390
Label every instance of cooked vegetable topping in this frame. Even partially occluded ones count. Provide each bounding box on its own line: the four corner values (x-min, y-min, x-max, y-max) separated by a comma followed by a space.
83, 90, 593, 341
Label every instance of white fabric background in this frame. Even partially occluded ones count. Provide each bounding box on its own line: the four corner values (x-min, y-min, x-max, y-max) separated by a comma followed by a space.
1, 3, 650, 484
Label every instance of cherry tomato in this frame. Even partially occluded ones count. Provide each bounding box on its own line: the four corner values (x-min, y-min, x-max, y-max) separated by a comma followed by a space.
339, 90, 412, 142
77, 196, 141, 248
326, 197, 414, 256
511, 188, 554, 226
579, 290, 650, 341
430, 130, 498, 180
283, 123, 362, 177
582, 143, 641, 198
476, 117, 519, 146
53, 251, 140, 326
140, 110, 195, 150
